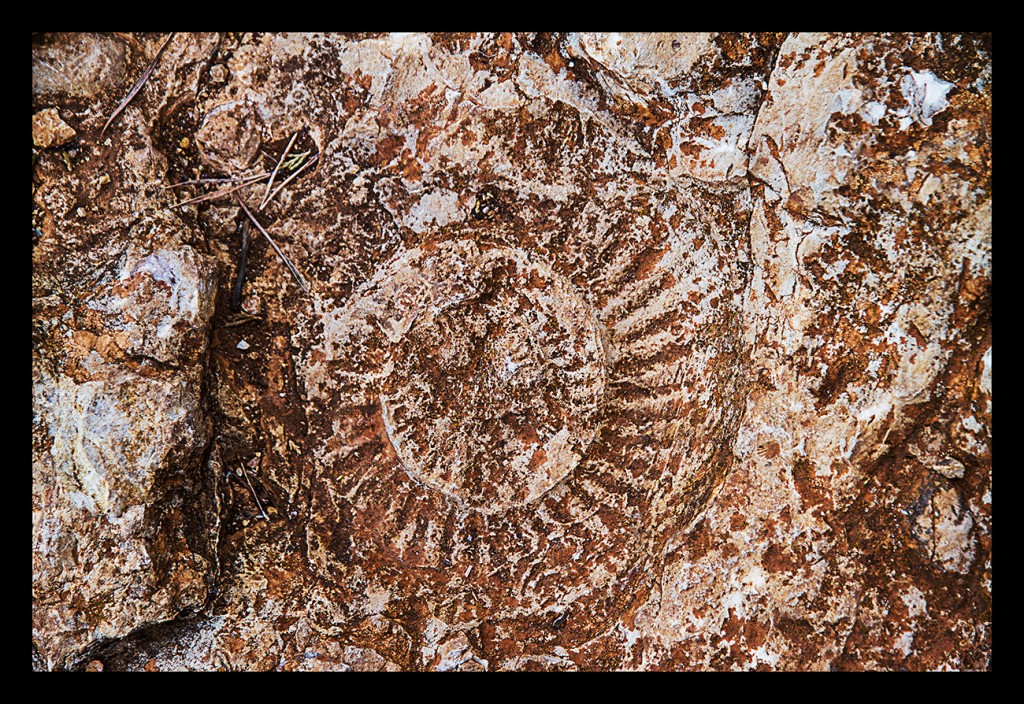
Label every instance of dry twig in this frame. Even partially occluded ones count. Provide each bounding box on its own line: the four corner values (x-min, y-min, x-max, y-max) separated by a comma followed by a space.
230, 218, 251, 312
235, 195, 310, 294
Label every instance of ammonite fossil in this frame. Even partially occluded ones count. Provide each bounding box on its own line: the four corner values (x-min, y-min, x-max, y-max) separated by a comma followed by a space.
30, 31, 993, 672
300, 191, 751, 652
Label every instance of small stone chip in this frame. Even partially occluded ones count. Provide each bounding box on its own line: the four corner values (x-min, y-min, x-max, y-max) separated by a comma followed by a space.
179, 137, 191, 149
237, 339, 251, 350
209, 64, 228, 83
929, 456, 966, 479
33, 108, 76, 149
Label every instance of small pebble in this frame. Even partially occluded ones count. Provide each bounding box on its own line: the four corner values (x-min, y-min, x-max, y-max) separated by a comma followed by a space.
929, 456, 966, 479
32, 108, 76, 149
237, 339, 250, 350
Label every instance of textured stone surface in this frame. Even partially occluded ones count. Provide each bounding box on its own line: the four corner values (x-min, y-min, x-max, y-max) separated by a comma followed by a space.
32, 32, 990, 671
32, 34, 222, 670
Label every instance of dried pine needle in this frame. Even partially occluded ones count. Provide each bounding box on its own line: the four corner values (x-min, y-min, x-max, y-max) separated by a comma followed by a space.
169, 175, 269, 209
162, 172, 271, 190
100, 33, 175, 140
238, 462, 269, 521
258, 154, 318, 212
259, 132, 298, 209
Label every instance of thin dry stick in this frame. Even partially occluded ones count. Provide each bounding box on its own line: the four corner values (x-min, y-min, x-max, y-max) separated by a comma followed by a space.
238, 462, 269, 521
161, 172, 271, 190
258, 154, 318, 212
170, 175, 270, 209
230, 219, 251, 312
100, 33, 175, 140
235, 194, 311, 294
260, 132, 298, 209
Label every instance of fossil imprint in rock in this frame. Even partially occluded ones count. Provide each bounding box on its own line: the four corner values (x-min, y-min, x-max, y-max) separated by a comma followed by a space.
302, 221, 751, 632
377, 243, 607, 513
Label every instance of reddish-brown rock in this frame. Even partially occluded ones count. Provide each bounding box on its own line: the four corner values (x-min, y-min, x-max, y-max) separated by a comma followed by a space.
33, 32, 990, 671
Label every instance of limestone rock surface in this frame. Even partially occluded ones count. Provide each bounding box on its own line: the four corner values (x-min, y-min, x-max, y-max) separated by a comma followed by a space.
32, 32, 991, 671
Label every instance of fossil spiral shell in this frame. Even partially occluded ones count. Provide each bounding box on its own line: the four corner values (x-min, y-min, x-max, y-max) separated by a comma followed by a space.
376, 243, 607, 514
300, 190, 750, 646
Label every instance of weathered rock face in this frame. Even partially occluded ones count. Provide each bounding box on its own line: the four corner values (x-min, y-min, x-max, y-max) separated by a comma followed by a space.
32, 34, 222, 670
32, 226, 221, 669
32, 32, 990, 671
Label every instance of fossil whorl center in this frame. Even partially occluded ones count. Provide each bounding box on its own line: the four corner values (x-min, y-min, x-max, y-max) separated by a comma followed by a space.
379, 247, 606, 513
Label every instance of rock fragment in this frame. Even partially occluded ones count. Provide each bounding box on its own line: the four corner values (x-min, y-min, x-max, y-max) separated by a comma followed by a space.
32, 108, 76, 148
195, 100, 263, 173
